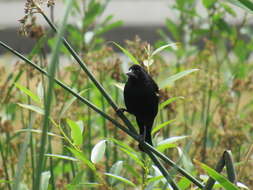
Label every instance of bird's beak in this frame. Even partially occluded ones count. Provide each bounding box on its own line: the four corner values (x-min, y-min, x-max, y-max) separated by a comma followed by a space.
126, 69, 136, 78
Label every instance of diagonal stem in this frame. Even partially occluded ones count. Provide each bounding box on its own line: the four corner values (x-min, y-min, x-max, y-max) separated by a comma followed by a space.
0, 40, 204, 190
39, 10, 137, 135
38, 12, 203, 188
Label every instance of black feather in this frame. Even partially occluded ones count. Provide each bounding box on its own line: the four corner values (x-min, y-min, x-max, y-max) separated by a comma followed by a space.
123, 64, 159, 151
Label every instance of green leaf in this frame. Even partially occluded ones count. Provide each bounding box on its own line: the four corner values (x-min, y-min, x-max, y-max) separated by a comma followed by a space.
159, 69, 199, 89
158, 136, 188, 145
177, 177, 192, 190
199, 161, 239, 190
226, 0, 253, 13
177, 147, 195, 172
91, 140, 107, 163
96, 20, 123, 36
83, 1, 103, 28
147, 175, 164, 184
152, 165, 167, 185
108, 138, 136, 153
67, 171, 84, 190
202, 0, 216, 9
15, 83, 41, 104
40, 171, 51, 190
16, 129, 63, 139
156, 143, 177, 152
104, 173, 136, 187
112, 42, 140, 65
214, 18, 231, 33
45, 154, 78, 161
67, 147, 96, 171
67, 119, 83, 146
0, 180, 12, 184
221, 3, 237, 16
159, 96, 184, 110
152, 119, 176, 135
109, 161, 123, 186
17, 103, 44, 115
119, 147, 144, 167
165, 19, 180, 41
156, 136, 188, 151
151, 43, 179, 57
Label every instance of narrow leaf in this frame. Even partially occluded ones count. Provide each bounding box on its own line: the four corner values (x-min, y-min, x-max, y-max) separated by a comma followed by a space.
15, 83, 40, 104
119, 147, 144, 167
226, 0, 253, 13
159, 69, 199, 89
197, 161, 238, 190
152, 165, 169, 185
45, 154, 78, 161
40, 171, 51, 190
152, 119, 176, 135
16, 129, 63, 139
67, 119, 83, 146
156, 143, 177, 152
157, 136, 188, 146
109, 161, 123, 185
17, 103, 44, 115
156, 136, 188, 152
159, 96, 184, 110
151, 43, 179, 57
108, 138, 136, 153
104, 173, 136, 187
96, 21, 123, 36
147, 175, 164, 184
112, 42, 140, 65
67, 147, 96, 171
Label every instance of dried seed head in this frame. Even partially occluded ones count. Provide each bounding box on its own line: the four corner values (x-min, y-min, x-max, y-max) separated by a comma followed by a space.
47, 0, 55, 7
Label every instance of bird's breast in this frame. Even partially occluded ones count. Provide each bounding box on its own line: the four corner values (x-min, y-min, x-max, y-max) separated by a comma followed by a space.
124, 82, 158, 117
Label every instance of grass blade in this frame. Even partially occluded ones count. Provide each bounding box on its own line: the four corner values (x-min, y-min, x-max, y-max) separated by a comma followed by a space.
159, 69, 199, 89
34, 1, 73, 189
112, 42, 140, 65
197, 161, 239, 190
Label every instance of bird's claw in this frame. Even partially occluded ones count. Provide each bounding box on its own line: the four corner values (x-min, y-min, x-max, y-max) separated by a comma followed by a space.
116, 108, 127, 115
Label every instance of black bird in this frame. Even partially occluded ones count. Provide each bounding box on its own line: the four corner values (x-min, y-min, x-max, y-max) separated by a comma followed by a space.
123, 64, 159, 150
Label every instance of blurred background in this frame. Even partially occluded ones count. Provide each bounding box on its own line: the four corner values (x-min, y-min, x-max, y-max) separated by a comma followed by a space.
0, 0, 253, 189
0, 0, 251, 54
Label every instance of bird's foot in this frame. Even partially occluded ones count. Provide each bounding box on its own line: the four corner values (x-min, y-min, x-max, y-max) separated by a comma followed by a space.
116, 108, 127, 115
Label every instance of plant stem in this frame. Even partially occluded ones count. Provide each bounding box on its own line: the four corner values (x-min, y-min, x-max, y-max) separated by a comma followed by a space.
40, 10, 138, 134
34, 1, 73, 189
0, 40, 204, 189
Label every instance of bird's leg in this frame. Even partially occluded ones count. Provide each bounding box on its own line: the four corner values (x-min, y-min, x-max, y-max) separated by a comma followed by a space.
139, 126, 146, 142
138, 126, 147, 152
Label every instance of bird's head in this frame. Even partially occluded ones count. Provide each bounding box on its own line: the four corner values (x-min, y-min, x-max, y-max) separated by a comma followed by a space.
126, 64, 147, 80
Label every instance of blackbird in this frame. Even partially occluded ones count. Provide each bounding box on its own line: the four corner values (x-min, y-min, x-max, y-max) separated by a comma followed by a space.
123, 64, 159, 150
